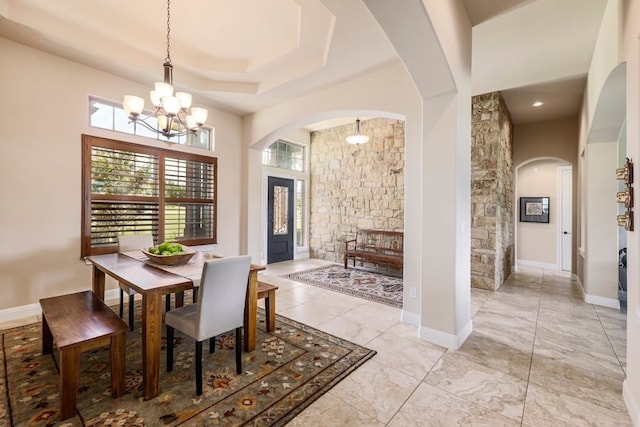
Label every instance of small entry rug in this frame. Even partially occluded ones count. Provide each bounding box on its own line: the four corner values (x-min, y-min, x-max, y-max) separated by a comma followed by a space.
0, 307, 375, 426
284, 265, 403, 308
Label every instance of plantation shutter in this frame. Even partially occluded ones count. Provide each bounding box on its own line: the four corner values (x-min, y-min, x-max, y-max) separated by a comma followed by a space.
81, 135, 217, 256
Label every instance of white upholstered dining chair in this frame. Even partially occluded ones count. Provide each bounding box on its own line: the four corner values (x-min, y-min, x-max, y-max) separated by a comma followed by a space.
117, 234, 154, 331
165, 255, 252, 396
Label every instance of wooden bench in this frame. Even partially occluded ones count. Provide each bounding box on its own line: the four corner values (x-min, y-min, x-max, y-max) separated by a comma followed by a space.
344, 229, 404, 270
39, 290, 128, 420
257, 282, 279, 332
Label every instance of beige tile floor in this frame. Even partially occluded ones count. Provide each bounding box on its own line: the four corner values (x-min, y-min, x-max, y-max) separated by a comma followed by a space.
258, 259, 631, 426
4, 259, 629, 425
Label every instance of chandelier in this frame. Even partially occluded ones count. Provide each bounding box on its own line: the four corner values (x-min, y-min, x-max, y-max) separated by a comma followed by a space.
345, 118, 369, 144
122, 0, 208, 138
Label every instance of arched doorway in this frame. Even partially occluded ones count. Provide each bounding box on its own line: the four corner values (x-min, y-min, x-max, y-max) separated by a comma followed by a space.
514, 158, 573, 272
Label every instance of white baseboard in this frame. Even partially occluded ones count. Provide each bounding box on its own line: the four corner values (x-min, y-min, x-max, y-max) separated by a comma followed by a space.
294, 248, 310, 260
584, 293, 620, 309
0, 289, 122, 325
419, 319, 472, 350
0, 302, 41, 324
623, 380, 640, 427
516, 259, 559, 270
401, 309, 420, 326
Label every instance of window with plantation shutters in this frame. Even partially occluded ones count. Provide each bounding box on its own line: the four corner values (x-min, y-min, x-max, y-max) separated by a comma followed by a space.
81, 134, 217, 256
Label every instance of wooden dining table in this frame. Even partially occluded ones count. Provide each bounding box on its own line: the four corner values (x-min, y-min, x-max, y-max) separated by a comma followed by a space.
86, 251, 265, 400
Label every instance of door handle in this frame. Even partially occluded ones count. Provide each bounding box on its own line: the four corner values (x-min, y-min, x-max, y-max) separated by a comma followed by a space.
563, 231, 571, 235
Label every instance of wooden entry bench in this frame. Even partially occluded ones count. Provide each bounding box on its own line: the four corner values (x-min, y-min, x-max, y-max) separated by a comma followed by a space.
344, 229, 404, 269
39, 290, 128, 420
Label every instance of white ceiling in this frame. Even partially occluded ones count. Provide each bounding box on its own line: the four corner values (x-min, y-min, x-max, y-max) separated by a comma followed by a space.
0, 0, 608, 128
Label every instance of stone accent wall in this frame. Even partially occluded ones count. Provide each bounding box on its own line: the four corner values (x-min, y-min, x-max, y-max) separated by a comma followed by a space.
308, 118, 405, 264
471, 93, 514, 290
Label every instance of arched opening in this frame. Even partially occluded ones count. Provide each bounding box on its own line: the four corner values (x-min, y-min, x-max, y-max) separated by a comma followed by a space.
514, 157, 573, 272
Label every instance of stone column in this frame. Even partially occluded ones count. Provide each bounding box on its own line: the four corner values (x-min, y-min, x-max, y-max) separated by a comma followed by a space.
471, 92, 514, 290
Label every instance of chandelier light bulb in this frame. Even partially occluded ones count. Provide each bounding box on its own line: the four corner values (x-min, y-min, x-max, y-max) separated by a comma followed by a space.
155, 82, 173, 98
176, 92, 192, 109
191, 107, 208, 125
158, 115, 168, 132
123, 95, 145, 116
150, 90, 161, 107
186, 115, 197, 130
162, 96, 180, 115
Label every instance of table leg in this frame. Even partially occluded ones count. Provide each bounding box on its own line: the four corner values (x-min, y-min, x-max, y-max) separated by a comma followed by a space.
244, 271, 258, 352
175, 291, 184, 308
92, 266, 106, 300
141, 293, 162, 400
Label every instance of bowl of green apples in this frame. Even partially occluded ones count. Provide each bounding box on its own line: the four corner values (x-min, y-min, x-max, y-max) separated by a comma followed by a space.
141, 242, 196, 266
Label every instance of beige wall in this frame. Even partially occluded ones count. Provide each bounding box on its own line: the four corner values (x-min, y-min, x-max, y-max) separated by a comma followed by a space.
516, 160, 565, 266
584, 141, 619, 303
513, 117, 578, 272
513, 117, 578, 165
0, 38, 244, 312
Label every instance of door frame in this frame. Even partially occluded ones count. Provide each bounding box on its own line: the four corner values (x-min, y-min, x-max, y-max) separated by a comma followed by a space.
261, 169, 310, 265
558, 165, 573, 272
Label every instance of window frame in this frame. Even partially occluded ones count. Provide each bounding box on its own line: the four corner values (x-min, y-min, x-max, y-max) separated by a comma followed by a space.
81, 134, 217, 257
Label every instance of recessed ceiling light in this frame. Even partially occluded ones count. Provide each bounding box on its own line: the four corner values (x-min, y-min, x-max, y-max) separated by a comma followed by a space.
532, 101, 544, 107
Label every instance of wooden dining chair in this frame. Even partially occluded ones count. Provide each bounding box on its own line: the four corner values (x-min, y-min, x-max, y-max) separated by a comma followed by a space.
165, 255, 251, 396
117, 234, 154, 331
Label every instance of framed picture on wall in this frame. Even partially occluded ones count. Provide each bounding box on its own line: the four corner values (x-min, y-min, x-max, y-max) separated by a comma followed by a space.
519, 196, 550, 223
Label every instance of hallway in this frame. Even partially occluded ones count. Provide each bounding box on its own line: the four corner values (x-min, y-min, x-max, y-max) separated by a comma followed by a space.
259, 259, 630, 425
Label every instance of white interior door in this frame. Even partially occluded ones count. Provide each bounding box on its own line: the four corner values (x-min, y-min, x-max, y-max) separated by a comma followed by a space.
560, 167, 573, 271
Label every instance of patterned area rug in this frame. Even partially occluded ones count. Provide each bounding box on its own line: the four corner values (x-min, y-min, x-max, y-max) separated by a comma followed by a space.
284, 265, 403, 308
0, 306, 375, 426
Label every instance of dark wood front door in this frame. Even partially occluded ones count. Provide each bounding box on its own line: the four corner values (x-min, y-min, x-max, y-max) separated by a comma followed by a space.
267, 177, 294, 264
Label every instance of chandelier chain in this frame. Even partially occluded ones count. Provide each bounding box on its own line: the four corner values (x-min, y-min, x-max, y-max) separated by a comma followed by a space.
165, 0, 171, 63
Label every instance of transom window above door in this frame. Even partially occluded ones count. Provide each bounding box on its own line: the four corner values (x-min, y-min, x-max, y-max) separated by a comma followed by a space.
262, 140, 305, 172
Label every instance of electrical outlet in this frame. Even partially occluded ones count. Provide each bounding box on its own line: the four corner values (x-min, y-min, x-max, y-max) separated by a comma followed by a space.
410, 287, 417, 298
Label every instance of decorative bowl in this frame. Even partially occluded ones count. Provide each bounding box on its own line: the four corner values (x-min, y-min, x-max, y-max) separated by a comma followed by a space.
141, 245, 196, 266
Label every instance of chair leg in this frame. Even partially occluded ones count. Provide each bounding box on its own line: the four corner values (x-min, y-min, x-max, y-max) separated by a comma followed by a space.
235, 327, 242, 374
119, 288, 124, 318
166, 326, 174, 372
195, 341, 203, 395
165, 295, 171, 312
128, 294, 135, 331
209, 336, 215, 353
193, 288, 199, 303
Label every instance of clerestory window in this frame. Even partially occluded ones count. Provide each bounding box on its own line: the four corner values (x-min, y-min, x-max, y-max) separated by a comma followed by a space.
81, 134, 217, 257
89, 97, 214, 150
262, 140, 305, 172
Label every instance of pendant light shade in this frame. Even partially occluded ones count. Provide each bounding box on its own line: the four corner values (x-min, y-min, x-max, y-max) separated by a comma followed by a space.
346, 118, 369, 144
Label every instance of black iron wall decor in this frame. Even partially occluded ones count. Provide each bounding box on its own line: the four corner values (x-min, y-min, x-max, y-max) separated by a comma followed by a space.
616, 157, 634, 231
